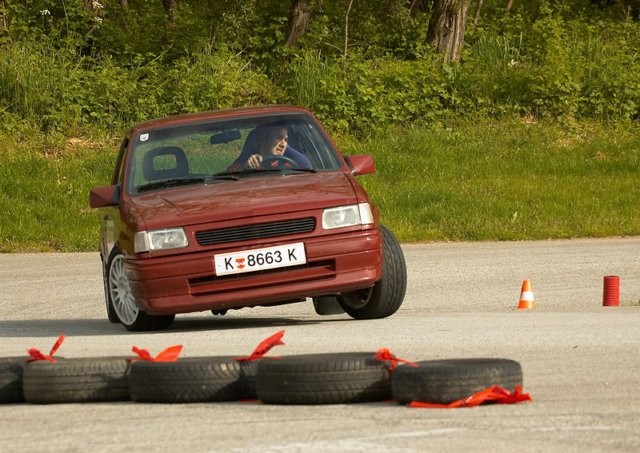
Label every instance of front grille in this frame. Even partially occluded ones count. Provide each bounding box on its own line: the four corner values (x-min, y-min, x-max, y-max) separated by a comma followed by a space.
195, 218, 316, 246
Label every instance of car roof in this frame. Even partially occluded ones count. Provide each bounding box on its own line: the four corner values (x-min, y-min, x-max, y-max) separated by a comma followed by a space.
128, 105, 313, 135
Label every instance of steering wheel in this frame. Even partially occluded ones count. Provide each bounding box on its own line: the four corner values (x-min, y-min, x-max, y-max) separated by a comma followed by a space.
261, 155, 299, 168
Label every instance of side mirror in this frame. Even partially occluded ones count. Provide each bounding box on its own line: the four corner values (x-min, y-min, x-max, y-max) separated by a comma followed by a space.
345, 154, 375, 176
89, 185, 120, 208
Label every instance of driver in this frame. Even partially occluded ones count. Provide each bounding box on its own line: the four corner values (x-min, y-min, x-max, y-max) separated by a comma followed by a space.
227, 123, 312, 171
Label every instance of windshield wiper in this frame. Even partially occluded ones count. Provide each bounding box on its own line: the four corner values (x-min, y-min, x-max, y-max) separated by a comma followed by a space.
217, 167, 316, 178
137, 176, 206, 193
206, 173, 241, 182
216, 168, 283, 177
282, 168, 317, 173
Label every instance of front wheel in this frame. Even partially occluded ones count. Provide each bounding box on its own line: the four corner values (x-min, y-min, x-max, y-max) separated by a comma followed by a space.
107, 250, 175, 331
338, 225, 407, 319
101, 256, 119, 323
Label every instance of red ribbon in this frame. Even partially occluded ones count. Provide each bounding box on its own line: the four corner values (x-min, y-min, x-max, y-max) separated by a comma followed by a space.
27, 334, 65, 363
375, 348, 418, 370
236, 330, 285, 362
130, 345, 183, 362
408, 385, 532, 408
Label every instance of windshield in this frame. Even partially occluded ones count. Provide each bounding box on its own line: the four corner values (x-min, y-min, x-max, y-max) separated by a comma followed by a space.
125, 113, 343, 195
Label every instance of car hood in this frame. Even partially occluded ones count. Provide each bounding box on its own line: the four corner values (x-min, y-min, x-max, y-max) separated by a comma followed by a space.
128, 172, 360, 230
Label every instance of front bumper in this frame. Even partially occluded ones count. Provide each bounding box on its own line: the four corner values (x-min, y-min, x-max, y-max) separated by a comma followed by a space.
126, 229, 382, 315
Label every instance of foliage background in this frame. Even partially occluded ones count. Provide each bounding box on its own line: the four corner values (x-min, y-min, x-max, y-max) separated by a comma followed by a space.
0, 0, 639, 251
1, 0, 639, 134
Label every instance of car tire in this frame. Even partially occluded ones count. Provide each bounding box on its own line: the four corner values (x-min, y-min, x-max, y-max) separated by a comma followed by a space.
338, 225, 407, 319
129, 357, 258, 403
107, 250, 175, 331
391, 358, 524, 404
101, 256, 119, 323
312, 296, 345, 315
257, 352, 392, 405
106, 300, 119, 323
22, 357, 131, 404
0, 357, 27, 404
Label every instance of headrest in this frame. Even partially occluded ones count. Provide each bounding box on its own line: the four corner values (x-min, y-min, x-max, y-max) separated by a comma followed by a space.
142, 146, 189, 181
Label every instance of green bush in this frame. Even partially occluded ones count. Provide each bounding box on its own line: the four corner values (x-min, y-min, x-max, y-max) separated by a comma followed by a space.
166, 46, 281, 114
0, 41, 282, 133
0, 41, 78, 131
282, 52, 450, 133
1, 1, 640, 134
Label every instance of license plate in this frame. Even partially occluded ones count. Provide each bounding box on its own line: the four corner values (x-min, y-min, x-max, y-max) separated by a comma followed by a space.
214, 242, 306, 276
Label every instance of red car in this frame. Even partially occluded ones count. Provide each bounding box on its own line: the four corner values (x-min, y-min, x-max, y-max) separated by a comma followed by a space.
89, 106, 407, 331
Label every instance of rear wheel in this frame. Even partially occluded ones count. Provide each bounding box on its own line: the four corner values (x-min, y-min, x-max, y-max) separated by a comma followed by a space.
107, 250, 175, 331
338, 225, 407, 319
312, 296, 345, 315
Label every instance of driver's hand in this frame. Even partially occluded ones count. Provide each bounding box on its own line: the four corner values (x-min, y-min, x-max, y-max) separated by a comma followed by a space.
246, 154, 263, 169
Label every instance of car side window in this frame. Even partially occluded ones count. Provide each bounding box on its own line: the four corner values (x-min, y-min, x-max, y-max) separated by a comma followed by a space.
287, 120, 342, 170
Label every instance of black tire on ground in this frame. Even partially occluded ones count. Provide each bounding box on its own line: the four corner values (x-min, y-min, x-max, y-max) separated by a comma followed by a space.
106, 301, 120, 323
102, 259, 120, 324
257, 352, 392, 405
391, 358, 523, 404
0, 357, 27, 404
338, 225, 407, 319
22, 357, 132, 404
312, 296, 345, 315
129, 357, 258, 403
106, 249, 175, 331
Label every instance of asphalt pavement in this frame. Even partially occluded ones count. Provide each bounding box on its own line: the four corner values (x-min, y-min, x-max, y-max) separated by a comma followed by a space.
1, 238, 639, 452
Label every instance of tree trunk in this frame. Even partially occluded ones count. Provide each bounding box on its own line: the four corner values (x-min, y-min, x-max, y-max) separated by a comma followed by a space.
162, 0, 178, 24
473, 0, 484, 26
121, 0, 129, 13
344, 0, 354, 61
286, 0, 322, 46
505, 0, 513, 13
426, 0, 470, 62
0, 0, 7, 38
409, 0, 428, 15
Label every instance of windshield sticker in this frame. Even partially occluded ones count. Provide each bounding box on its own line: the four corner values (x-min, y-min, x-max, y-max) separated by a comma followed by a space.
139, 133, 149, 142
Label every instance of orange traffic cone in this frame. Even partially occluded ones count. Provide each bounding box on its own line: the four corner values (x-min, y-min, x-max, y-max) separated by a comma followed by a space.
517, 279, 535, 310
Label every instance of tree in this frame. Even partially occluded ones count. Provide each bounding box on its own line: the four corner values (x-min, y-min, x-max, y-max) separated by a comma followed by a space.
505, 0, 513, 13
0, 0, 7, 38
286, 0, 322, 46
409, 0, 428, 15
343, 0, 354, 60
590, 0, 640, 16
426, 0, 470, 62
163, 0, 178, 24
473, 0, 484, 26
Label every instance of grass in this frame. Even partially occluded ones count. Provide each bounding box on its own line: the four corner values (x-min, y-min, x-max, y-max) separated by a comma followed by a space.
339, 117, 640, 242
1, 117, 639, 252
0, 129, 117, 252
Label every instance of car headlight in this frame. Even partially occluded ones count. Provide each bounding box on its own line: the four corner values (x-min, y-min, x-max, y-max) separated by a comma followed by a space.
322, 203, 374, 230
134, 228, 189, 253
